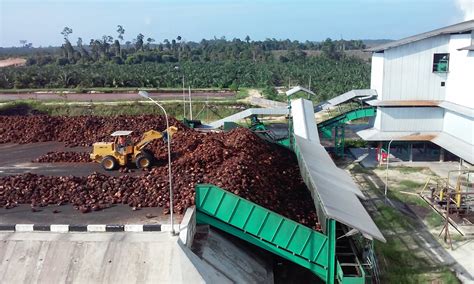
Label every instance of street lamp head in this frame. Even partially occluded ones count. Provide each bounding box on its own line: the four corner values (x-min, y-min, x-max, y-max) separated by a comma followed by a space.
138, 90, 150, 99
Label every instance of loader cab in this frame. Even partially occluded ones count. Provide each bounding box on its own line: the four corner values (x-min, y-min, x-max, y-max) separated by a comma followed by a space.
111, 130, 133, 155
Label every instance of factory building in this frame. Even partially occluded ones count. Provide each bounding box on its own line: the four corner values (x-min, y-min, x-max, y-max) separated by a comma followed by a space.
358, 20, 474, 165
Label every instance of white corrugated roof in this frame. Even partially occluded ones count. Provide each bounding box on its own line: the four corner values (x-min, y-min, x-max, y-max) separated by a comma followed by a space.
438, 101, 474, 118
367, 20, 474, 52
291, 98, 385, 242
111, 130, 133, 136
357, 129, 438, 141
285, 86, 316, 97
295, 135, 386, 242
364, 100, 473, 118
357, 129, 474, 164
458, 44, 474, 51
432, 132, 474, 164
315, 89, 377, 112
208, 108, 288, 128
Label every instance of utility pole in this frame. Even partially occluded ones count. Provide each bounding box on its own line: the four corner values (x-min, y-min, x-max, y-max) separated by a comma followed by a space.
182, 75, 186, 118
188, 86, 192, 120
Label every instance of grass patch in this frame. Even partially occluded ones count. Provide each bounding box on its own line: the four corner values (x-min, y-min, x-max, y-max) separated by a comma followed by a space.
398, 180, 424, 189
376, 239, 459, 283
235, 88, 250, 100
373, 204, 459, 283
390, 191, 427, 208
349, 164, 372, 175
426, 211, 444, 228
0, 101, 249, 122
451, 234, 464, 242
373, 205, 411, 231
425, 211, 444, 228
394, 166, 427, 174
345, 139, 368, 148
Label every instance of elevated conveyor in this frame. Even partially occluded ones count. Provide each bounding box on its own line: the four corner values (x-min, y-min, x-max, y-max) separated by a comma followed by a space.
314, 89, 377, 112
195, 184, 340, 283
208, 107, 288, 129
318, 107, 376, 138
195, 184, 370, 284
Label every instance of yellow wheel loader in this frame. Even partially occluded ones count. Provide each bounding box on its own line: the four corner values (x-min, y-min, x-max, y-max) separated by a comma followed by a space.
90, 126, 178, 171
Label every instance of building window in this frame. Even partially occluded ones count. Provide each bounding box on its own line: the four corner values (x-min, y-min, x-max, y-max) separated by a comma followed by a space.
433, 53, 449, 73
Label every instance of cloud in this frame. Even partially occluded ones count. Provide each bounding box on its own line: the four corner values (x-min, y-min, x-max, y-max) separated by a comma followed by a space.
455, 0, 474, 21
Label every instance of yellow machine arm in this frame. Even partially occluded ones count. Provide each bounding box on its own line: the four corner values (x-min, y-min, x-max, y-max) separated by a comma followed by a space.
135, 126, 178, 150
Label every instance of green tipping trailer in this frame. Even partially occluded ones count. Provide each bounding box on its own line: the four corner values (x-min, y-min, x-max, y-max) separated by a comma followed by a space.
195, 184, 366, 284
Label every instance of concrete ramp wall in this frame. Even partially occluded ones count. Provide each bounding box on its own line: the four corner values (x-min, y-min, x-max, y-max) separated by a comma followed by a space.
0, 232, 208, 284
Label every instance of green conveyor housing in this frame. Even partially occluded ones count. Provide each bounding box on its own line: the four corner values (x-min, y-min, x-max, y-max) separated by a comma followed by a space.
195, 184, 365, 284
318, 107, 376, 138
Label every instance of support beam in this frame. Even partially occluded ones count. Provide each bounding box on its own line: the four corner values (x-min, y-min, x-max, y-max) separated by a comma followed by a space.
440, 148, 445, 162
409, 143, 413, 162
378, 141, 383, 166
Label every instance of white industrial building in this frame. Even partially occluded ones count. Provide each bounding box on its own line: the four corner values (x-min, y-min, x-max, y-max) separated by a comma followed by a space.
358, 20, 474, 165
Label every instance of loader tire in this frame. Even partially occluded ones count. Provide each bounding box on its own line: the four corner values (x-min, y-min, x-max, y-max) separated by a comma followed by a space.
101, 156, 118, 171
136, 153, 153, 169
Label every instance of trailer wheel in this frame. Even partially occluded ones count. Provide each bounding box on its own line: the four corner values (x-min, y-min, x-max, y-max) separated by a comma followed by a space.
101, 156, 118, 171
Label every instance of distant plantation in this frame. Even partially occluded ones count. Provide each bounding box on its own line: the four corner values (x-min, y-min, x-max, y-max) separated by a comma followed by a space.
0, 26, 371, 99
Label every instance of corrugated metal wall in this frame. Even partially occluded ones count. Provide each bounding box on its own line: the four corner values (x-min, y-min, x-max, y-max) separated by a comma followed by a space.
443, 110, 474, 144
382, 35, 450, 101
445, 34, 474, 108
370, 53, 384, 98
379, 107, 444, 131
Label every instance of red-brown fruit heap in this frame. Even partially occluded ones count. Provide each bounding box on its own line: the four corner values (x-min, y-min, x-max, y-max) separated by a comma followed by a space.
0, 114, 318, 228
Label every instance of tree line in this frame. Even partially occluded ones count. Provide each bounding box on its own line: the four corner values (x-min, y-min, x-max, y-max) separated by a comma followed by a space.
0, 26, 371, 99
12, 25, 367, 66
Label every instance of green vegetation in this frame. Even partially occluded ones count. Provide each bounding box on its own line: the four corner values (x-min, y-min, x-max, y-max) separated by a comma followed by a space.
262, 86, 286, 101
395, 166, 427, 174
426, 211, 444, 228
344, 139, 368, 148
0, 58, 370, 101
0, 26, 371, 101
374, 204, 458, 283
0, 101, 247, 122
235, 88, 250, 100
376, 238, 459, 283
349, 165, 458, 283
398, 179, 424, 189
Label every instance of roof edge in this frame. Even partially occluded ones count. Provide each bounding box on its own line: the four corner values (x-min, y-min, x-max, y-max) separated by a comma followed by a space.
366, 20, 474, 52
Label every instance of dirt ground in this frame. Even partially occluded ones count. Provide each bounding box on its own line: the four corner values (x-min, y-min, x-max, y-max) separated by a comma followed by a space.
0, 91, 235, 102
0, 58, 26, 68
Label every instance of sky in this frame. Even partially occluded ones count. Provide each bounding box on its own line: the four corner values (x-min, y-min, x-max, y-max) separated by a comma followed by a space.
0, 0, 472, 47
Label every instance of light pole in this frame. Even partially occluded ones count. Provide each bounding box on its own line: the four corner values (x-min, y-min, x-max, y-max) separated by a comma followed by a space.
138, 91, 175, 235
384, 139, 394, 201
174, 66, 186, 119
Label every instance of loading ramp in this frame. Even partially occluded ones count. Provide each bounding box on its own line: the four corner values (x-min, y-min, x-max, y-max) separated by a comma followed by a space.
195, 184, 367, 284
